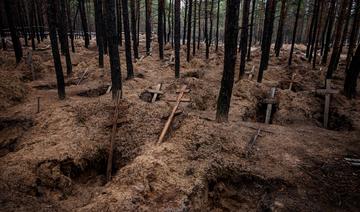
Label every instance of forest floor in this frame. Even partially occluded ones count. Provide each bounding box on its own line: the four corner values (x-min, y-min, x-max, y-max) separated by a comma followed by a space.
0, 37, 360, 211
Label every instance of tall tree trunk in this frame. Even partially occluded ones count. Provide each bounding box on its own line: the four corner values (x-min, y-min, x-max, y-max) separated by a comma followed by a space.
4, 0, 23, 63
326, 0, 349, 79
183, 0, 188, 45
0, 2, 6, 50
346, 0, 360, 70
239, 0, 251, 79
257, 0, 276, 83
247, 0, 256, 60
158, 0, 165, 60
145, 0, 152, 55
321, 0, 336, 65
209, 0, 214, 47
121, 0, 134, 79
193, 0, 197, 55
197, 0, 202, 50
163, 0, 167, 44
33, 0, 41, 43
78, 0, 90, 48
58, 0, 73, 76
168, 0, 173, 44
215, 0, 220, 51
205, 0, 209, 59
17, 0, 28, 47
312, 0, 325, 69
117, 0, 123, 46
308, 0, 320, 63
344, 44, 360, 98
94, 0, 104, 68
136, 0, 140, 48
130, 0, 139, 59
105, 0, 122, 99
67, 0, 76, 53
306, 0, 317, 58
174, 0, 181, 78
288, 0, 302, 66
187, 0, 193, 62
29, 0, 36, 50
274, 0, 286, 57
47, 0, 65, 99
216, 0, 241, 122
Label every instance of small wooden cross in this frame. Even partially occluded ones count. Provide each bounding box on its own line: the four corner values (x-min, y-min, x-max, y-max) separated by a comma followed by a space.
315, 79, 339, 128
151, 83, 163, 103
288, 73, 297, 91
263, 87, 276, 124
245, 65, 256, 80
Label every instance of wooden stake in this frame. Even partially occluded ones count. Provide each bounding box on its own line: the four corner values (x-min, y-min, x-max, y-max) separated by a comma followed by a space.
77, 68, 89, 85
288, 73, 296, 91
158, 85, 188, 143
151, 83, 162, 103
265, 88, 276, 124
245, 128, 262, 158
315, 79, 339, 128
106, 91, 121, 182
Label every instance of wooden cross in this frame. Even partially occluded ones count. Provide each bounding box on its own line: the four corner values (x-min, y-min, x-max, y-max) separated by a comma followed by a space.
245, 65, 256, 80
288, 73, 297, 91
146, 83, 163, 103
315, 79, 339, 128
158, 85, 190, 143
263, 87, 276, 124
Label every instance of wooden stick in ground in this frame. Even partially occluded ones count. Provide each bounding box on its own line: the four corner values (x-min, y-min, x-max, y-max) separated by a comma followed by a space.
245, 128, 261, 158
288, 73, 296, 91
106, 91, 121, 182
158, 85, 188, 143
265, 88, 276, 124
151, 83, 162, 103
77, 68, 89, 85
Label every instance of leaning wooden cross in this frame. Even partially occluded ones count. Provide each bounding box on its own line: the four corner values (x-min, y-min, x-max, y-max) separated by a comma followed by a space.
146, 83, 163, 103
158, 85, 190, 143
264, 87, 276, 124
288, 73, 297, 91
245, 66, 256, 80
315, 79, 339, 128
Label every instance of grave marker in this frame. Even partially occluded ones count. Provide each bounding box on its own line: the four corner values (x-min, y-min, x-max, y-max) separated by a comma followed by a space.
264, 88, 276, 124
315, 79, 339, 128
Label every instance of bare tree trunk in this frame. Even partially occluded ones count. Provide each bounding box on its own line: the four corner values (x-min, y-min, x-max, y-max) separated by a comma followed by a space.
121, 0, 134, 79
197, 0, 202, 50
158, 0, 165, 60
187, 0, 193, 62
274, 0, 286, 57
344, 44, 360, 98
216, 0, 241, 122
145, 0, 152, 55
58, 0, 73, 76
93, 0, 104, 68
174, 0, 181, 78
239, 0, 251, 79
288, 0, 302, 66
247, 0, 256, 60
67, 0, 76, 53
345, 0, 359, 70
78, 0, 90, 48
193, 0, 197, 55
215, 0, 220, 51
130, 0, 139, 59
321, 0, 336, 65
183, 0, 188, 45
205, 0, 209, 59
117, 0, 123, 46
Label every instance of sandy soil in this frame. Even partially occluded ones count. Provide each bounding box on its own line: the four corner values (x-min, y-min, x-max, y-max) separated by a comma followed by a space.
0, 38, 359, 211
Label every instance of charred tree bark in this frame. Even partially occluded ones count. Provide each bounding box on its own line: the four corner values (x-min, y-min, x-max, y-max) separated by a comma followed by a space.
47, 0, 65, 99
326, 0, 349, 79
321, 0, 336, 65
158, 0, 165, 60
145, 0, 152, 55
312, 0, 325, 69
117, 0, 123, 46
306, 0, 317, 58
121, 0, 134, 79
209, 0, 214, 47
4, 0, 23, 63
66, 0, 76, 53
215, 0, 220, 51
183, 0, 188, 45
274, 0, 286, 57
130, 0, 139, 59
94, 0, 104, 68
247, 0, 256, 60
78, 0, 90, 48
174, 0, 181, 78
239, 0, 251, 79
29, 0, 36, 50
205, 0, 209, 59
344, 44, 360, 98
346, 0, 359, 70
193, 0, 197, 55
187, 0, 193, 62
216, 0, 241, 122
58, 0, 73, 76
105, 0, 122, 99
136, 0, 140, 48
168, 0, 173, 44
197, 0, 202, 50
288, 0, 302, 66
308, 0, 320, 63
257, 0, 276, 83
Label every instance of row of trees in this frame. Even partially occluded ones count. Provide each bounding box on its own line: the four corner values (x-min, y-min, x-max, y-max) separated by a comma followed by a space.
0, 0, 359, 122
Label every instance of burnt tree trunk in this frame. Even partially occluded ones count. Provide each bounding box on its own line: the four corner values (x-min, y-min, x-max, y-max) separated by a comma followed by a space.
78, 0, 90, 48
145, 0, 152, 55
174, 0, 181, 78
4, 0, 23, 63
257, 0, 276, 83
105, 0, 122, 99
306, 0, 317, 58
239, 0, 251, 79
130, 0, 139, 59
66, 0, 76, 53
197, 0, 202, 50
58, 0, 73, 76
215, 0, 220, 51
121, 0, 134, 79
187, 0, 193, 62
321, 0, 336, 65
94, 0, 104, 68
308, 0, 320, 63
344, 44, 360, 98
117, 0, 123, 46
288, 0, 302, 66
47, 0, 65, 99
216, 0, 241, 122
209, 0, 214, 47
205, 0, 209, 59
274, 0, 286, 57
247, 0, 256, 60
158, 0, 165, 60
168, 0, 173, 44
345, 0, 359, 70
183, 0, 188, 45
193, 0, 197, 55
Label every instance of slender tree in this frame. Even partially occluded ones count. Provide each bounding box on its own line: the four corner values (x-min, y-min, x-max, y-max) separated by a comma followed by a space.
78, 0, 90, 48
321, 0, 336, 65
105, 0, 122, 99
58, 0, 73, 76
47, 0, 65, 99
216, 0, 241, 122
247, 0, 256, 60
145, 0, 152, 55
193, 0, 197, 55
274, 0, 287, 57
94, 0, 104, 68
308, 0, 320, 62
215, 0, 221, 51
4, 0, 23, 63
197, 0, 202, 50
158, 0, 165, 60
344, 44, 360, 98
239, 0, 251, 79
205, 0, 209, 59
130, 0, 139, 59
209, 0, 215, 47
117, 0, 123, 46
66, 0, 76, 53
187, 0, 193, 62
121, 0, 134, 79
346, 0, 360, 70
183, 0, 188, 45
288, 0, 302, 66
174, 0, 181, 78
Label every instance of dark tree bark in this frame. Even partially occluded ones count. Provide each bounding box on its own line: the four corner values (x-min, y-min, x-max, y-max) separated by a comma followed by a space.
247, 0, 256, 60
306, 0, 317, 58
4, 0, 23, 63
321, 0, 336, 65
209, 0, 215, 47
47, 0, 65, 99
121, 0, 134, 79
326, 0, 349, 79
0, 1, 7, 50
197, 0, 202, 50
105, 0, 122, 99
346, 0, 359, 70
145, 0, 152, 55
205, 0, 209, 59
215, 0, 220, 51
239, 0, 251, 79
136, 0, 140, 48
288, 0, 302, 66
33, 0, 41, 43
193, 0, 197, 55
78, 0, 90, 48
187, 0, 193, 62
103, 2, 108, 54
17, 0, 28, 47
163, 0, 167, 44
308, 0, 320, 63
130, 0, 139, 59
66, 0, 76, 53
174, 0, 181, 78
257, 0, 276, 83
117, 0, 123, 46
312, 0, 325, 69
158, 0, 165, 60
183, 0, 188, 45
58, 0, 73, 76
168, 0, 173, 44
274, 0, 286, 57
344, 44, 360, 98
36, 0, 45, 41
29, 0, 36, 50
216, 0, 241, 122
94, 0, 104, 68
